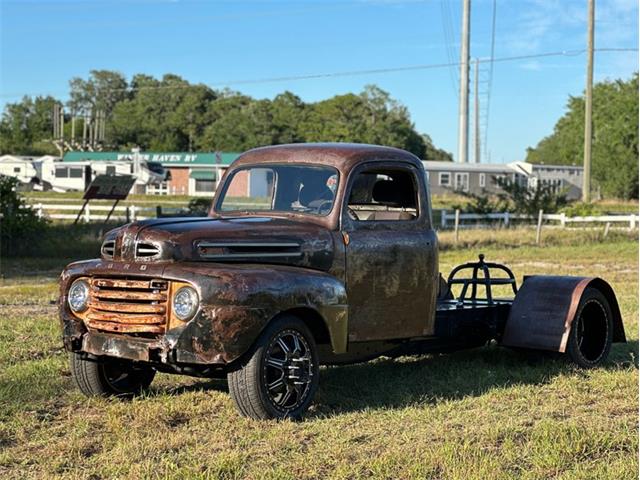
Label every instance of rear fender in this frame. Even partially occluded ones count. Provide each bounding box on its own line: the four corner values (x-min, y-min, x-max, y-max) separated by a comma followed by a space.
501, 276, 625, 352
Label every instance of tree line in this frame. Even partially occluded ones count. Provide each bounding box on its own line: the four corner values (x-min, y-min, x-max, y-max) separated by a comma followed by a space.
526, 73, 638, 200
0, 70, 452, 161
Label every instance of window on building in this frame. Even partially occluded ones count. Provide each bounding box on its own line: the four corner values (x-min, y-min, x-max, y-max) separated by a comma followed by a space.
69, 168, 83, 178
106, 166, 116, 175
146, 182, 170, 195
195, 180, 216, 192
439, 172, 451, 186
454, 172, 469, 192
13, 167, 21, 173
55, 167, 69, 178
493, 174, 505, 186
479, 173, 486, 188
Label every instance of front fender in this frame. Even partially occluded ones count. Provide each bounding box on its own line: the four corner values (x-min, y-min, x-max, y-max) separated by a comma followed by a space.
162, 263, 348, 364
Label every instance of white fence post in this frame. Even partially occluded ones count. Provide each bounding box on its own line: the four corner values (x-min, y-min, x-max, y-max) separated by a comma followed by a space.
536, 209, 544, 245
630, 215, 636, 230
131, 205, 136, 222
503, 211, 510, 227
560, 212, 567, 228
36, 203, 43, 219
84, 204, 91, 223
441, 210, 447, 229
454, 209, 460, 243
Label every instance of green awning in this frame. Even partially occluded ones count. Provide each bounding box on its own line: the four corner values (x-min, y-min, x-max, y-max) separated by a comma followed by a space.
190, 170, 217, 180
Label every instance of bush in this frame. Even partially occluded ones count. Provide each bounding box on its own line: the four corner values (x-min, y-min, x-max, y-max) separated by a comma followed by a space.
187, 198, 212, 216
455, 177, 568, 215
0, 176, 48, 256
560, 202, 600, 217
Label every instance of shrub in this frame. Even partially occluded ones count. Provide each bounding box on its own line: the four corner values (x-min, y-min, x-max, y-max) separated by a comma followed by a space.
187, 198, 212, 216
0, 176, 48, 256
454, 178, 568, 215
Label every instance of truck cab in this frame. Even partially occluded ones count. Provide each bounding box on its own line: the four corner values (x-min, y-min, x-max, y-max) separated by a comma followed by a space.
59, 143, 624, 420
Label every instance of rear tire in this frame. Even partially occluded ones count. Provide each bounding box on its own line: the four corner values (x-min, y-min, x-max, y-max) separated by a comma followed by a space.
566, 287, 613, 368
70, 353, 156, 397
227, 315, 319, 420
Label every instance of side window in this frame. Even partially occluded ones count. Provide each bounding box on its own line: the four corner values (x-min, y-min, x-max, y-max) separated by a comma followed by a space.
346, 168, 419, 222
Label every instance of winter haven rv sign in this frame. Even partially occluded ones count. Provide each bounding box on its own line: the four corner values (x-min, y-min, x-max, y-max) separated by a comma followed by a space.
116, 153, 199, 163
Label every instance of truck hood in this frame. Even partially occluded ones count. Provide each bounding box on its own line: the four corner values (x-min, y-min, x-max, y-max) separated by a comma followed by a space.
103, 216, 335, 271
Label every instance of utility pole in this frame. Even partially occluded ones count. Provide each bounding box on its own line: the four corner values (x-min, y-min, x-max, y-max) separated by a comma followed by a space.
582, 0, 595, 202
474, 58, 481, 164
82, 114, 88, 148
71, 113, 76, 145
59, 106, 64, 140
457, 0, 471, 163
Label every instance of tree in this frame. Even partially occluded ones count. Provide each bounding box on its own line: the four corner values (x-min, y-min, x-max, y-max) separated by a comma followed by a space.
526, 74, 638, 199
0, 95, 60, 155
1, 73, 448, 159
423, 134, 453, 161
111, 74, 217, 151
68, 70, 128, 117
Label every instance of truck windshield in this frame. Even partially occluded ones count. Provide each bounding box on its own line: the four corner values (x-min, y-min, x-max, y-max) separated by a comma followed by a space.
216, 165, 339, 216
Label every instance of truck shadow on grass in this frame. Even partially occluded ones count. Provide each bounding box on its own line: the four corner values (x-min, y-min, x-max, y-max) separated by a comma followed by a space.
149, 341, 637, 417
309, 341, 638, 417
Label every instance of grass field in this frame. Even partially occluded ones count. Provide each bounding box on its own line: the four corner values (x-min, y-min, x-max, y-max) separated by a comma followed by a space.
0, 231, 637, 479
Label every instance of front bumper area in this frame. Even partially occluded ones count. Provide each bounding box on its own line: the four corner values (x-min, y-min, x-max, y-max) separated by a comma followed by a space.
82, 330, 166, 363
59, 259, 273, 367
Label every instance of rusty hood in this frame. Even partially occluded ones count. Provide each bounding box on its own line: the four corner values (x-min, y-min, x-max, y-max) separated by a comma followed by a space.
103, 216, 335, 271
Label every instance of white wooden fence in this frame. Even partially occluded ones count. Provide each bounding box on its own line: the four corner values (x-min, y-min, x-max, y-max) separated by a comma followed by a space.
440, 210, 639, 230
30, 203, 154, 222
26, 202, 640, 229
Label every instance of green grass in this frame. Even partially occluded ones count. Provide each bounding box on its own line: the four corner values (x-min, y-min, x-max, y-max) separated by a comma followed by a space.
0, 234, 637, 479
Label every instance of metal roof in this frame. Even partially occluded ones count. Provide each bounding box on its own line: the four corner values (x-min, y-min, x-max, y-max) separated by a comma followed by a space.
422, 160, 518, 173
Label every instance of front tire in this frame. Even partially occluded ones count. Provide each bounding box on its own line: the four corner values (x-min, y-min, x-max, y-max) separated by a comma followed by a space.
566, 287, 613, 368
70, 353, 156, 397
227, 315, 320, 420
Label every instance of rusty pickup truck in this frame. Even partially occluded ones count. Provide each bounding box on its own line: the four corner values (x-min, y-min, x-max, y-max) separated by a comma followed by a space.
59, 143, 625, 420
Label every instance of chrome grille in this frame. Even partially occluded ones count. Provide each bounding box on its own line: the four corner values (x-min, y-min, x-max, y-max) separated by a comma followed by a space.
84, 278, 169, 334
101, 240, 115, 259
136, 242, 160, 258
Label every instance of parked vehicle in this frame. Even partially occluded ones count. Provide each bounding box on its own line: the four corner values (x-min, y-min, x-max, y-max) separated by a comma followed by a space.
59, 144, 625, 419
0, 154, 166, 192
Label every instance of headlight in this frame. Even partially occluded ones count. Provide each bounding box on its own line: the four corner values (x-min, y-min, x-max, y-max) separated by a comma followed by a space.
68, 279, 89, 313
172, 286, 199, 321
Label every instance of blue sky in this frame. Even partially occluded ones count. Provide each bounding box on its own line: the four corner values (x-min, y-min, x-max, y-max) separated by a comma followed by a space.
1, 0, 638, 162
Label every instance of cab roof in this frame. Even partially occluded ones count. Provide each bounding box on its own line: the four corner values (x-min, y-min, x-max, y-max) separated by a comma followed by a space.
230, 143, 423, 173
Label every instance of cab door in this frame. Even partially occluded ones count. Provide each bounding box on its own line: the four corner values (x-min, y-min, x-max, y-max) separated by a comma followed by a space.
342, 162, 438, 343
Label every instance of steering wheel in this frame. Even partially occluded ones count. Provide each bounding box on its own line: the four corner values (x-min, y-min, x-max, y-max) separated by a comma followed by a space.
314, 200, 334, 215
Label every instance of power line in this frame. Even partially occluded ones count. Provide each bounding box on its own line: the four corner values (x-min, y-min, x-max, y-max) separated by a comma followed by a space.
440, 0, 459, 97
0, 47, 636, 100
483, 0, 497, 162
